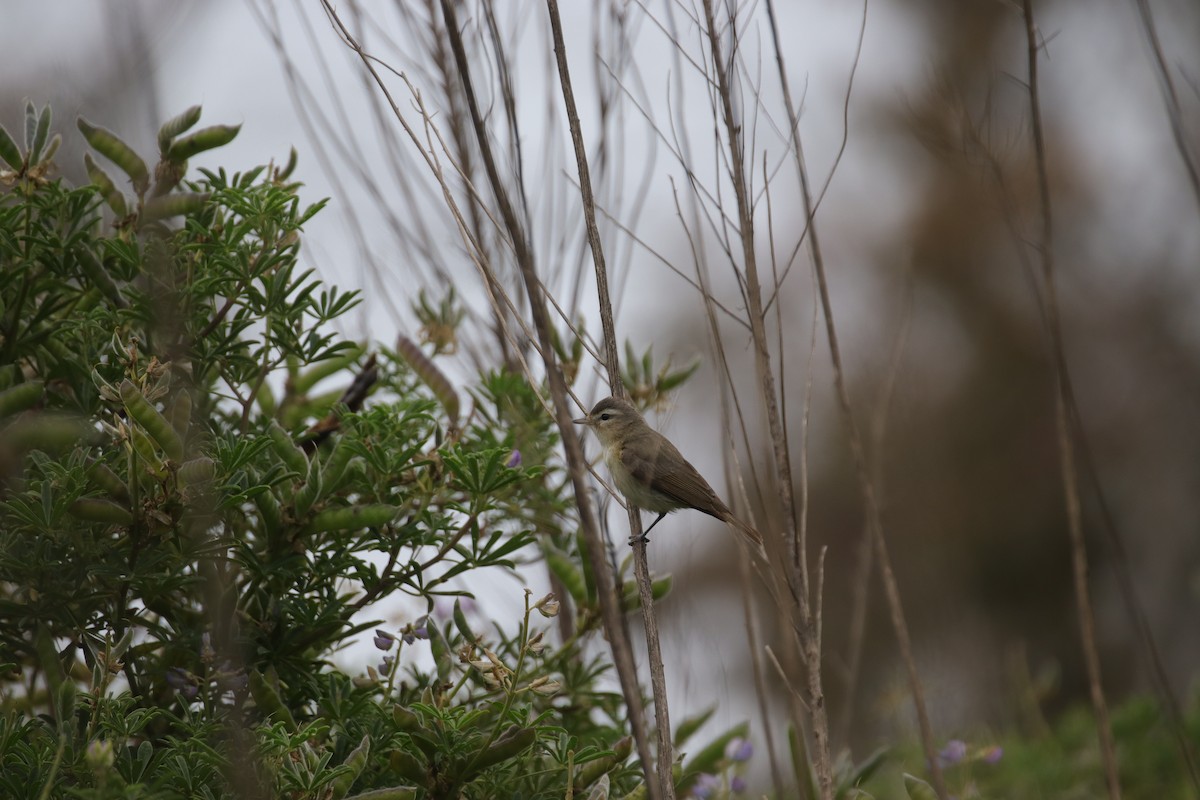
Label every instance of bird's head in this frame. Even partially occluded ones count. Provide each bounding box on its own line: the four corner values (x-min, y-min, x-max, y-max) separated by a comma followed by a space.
573, 396, 644, 447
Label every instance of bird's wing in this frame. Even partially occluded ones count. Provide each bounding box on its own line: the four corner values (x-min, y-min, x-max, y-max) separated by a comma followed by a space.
620, 431, 728, 519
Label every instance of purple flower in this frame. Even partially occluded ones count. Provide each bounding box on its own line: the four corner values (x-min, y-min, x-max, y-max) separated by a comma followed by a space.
374, 630, 395, 651
403, 620, 430, 644
730, 775, 747, 794
506, 449, 522, 468
937, 739, 968, 767
166, 667, 198, 700
724, 737, 753, 762
216, 667, 248, 693
980, 745, 1003, 764
691, 773, 721, 799
378, 654, 395, 674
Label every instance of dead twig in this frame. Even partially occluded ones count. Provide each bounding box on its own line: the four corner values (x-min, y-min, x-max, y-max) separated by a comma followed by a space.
1021, 2, 1121, 797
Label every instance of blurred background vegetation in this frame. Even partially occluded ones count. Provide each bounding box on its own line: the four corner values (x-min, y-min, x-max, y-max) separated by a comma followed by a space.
3, 0, 1200, 797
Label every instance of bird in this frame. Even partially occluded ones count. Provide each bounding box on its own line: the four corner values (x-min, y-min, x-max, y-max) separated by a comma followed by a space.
573, 395, 763, 548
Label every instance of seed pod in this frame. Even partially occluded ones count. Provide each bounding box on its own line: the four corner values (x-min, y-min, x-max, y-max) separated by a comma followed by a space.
391, 705, 420, 731
388, 750, 428, 786
177, 457, 215, 487
129, 427, 166, 477
452, 599, 475, 644
167, 390, 191, 439
75, 247, 127, 308
87, 461, 130, 504
247, 670, 296, 732
166, 124, 242, 161
268, 421, 308, 475
466, 727, 536, 774
254, 489, 282, 539
83, 153, 128, 216
157, 105, 202, 154
573, 737, 631, 791
141, 192, 209, 223
292, 456, 322, 519
4, 414, 98, 452
320, 435, 355, 495
303, 504, 398, 534
68, 498, 134, 526
0, 381, 43, 419
120, 379, 183, 461
77, 117, 148, 190
328, 734, 371, 799
395, 335, 458, 428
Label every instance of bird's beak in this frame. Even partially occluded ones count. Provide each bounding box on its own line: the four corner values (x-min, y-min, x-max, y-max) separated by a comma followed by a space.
572, 416, 588, 425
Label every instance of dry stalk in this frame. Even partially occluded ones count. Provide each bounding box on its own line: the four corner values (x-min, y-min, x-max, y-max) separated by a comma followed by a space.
838, 271, 912, 745
1130, 0, 1200, 214
1021, 2, 1121, 797
698, 0, 837, 796
760, 0, 947, 795
542, 2, 674, 795
427, 2, 662, 796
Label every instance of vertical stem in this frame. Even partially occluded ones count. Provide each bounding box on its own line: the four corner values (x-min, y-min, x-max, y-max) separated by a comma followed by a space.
1022, 2, 1121, 797
698, 1, 836, 796
760, 0, 947, 794
434, 2, 661, 797
543, 2, 674, 795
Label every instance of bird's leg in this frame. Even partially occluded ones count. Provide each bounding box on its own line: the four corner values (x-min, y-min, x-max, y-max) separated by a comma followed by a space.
629, 512, 667, 545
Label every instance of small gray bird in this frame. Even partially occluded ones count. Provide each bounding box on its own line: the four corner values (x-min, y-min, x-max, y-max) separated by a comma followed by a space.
574, 396, 763, 547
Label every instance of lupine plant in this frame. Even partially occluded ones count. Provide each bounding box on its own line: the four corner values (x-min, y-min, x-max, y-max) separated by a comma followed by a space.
0, 101, 707, 799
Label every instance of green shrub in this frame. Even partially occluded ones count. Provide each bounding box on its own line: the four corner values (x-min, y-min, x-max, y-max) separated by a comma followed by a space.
0, 101, 640, 800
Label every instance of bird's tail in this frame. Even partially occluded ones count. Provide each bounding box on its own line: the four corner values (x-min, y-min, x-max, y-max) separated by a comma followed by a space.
725, 513, 764, 548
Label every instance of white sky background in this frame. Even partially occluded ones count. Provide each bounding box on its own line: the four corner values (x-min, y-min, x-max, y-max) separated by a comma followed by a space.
6, 0, 1200, 784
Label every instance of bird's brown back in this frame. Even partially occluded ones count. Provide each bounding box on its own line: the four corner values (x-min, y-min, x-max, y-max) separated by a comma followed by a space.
619, 427, 731, 520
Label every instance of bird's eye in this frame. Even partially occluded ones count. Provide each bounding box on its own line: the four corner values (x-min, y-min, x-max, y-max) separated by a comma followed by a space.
599, 413, 611, 421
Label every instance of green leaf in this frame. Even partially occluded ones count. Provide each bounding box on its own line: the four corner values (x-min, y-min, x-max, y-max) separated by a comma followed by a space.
30, 104, 51, 163
836, 747, 889, 798
902, 773, 938, 800
674, 708, 716, 748
23, 100, 36, 151
0, 124, 20, 169
546, 549, 587, 606
682, 721, 747, 776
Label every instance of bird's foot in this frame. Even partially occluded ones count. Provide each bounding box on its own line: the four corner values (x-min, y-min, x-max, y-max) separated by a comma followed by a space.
628, 533, 649, 546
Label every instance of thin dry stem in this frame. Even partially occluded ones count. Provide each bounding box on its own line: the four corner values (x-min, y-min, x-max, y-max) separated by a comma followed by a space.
698, 0, 836, 796
431, 3, 660, 796
761, 0, 947, 794
1022, 2, 1121, 797
838, 269, 912, 744
1131, 0, 1200, 214
543, 2, 674, 795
